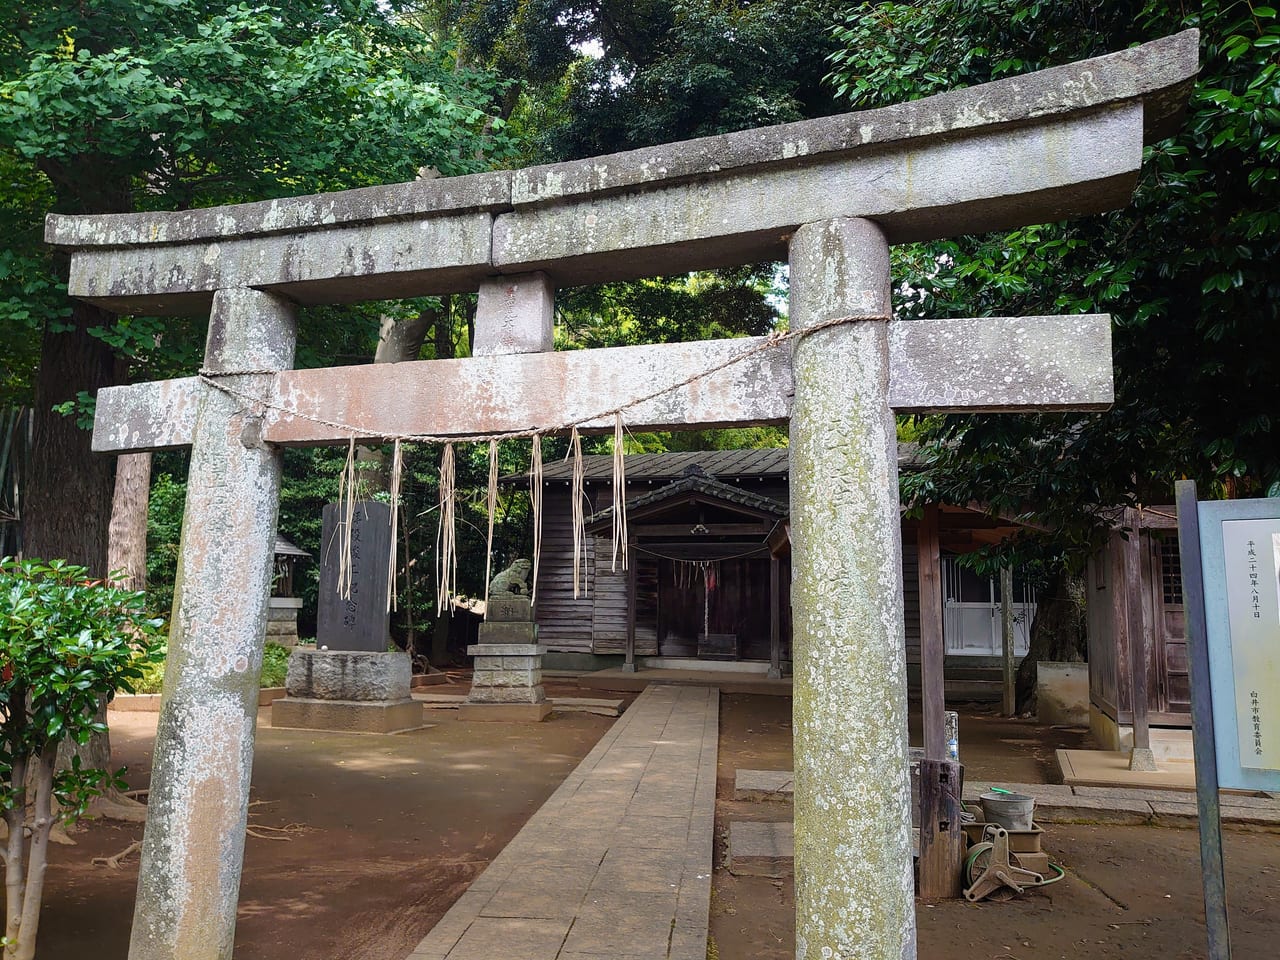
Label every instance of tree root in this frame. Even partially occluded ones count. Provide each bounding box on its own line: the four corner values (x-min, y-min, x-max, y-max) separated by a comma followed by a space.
93, 840, 142, 870
86, 795, 148, 824
246, 823, 307, 842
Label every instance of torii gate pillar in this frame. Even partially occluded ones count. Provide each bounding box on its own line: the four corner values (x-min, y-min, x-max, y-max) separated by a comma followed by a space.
129, 289, 297, 960
789, 219, 915, 959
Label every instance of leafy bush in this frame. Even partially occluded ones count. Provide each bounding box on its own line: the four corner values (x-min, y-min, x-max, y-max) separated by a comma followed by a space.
124, 640, 291, 694
0, 558, 163, 960
260, 642, 291, 689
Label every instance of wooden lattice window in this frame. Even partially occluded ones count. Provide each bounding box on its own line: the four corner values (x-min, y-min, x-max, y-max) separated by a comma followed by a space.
1160, 537, 1183, 606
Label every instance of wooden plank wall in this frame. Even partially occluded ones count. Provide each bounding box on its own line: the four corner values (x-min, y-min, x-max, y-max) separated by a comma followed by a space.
590, 552, 658, 654
532, 494, 594, 652
903, 542, 921, 664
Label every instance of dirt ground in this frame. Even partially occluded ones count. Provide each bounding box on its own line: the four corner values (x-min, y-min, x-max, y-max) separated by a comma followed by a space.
31, 684, 1280, 960
711, 694, 1280, 959
36, 676, 628, 960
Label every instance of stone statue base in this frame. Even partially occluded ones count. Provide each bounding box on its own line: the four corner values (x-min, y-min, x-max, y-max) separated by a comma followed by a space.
271, 649, 425, 734
462, 595, 550, 722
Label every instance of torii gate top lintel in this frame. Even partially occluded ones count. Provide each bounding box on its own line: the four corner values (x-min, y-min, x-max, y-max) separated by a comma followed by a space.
46, 30, 1198, 315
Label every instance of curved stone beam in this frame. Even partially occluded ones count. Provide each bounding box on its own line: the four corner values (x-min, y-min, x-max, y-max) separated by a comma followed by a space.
47, 31, 1197, 313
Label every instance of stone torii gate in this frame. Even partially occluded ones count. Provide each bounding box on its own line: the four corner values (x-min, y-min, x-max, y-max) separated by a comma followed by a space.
48, 31, 1195, 960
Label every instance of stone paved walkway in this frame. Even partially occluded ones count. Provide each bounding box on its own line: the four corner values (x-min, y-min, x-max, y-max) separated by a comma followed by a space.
408, 684, 718, 960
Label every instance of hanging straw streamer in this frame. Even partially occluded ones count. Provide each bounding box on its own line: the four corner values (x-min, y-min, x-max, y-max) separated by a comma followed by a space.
611, 412, 629, 572
483, 438, 499, 605
569, 426, 586, 598
435, 443, 457, 615
336, 436, 357, 599
386, 439, 403, 613
529, 433, 543, 609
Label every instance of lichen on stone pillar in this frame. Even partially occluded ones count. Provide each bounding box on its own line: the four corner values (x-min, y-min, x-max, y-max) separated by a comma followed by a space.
788, 217, 917, 960
128, 288, 297, 960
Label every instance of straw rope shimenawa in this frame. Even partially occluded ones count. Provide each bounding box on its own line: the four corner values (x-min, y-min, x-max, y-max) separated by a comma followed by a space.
197, 313, 881, 614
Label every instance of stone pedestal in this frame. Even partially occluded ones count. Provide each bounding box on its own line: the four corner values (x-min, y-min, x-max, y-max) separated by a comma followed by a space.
265, 596, 302, 647
461, 597, 551, 722
272, 649, 423, 734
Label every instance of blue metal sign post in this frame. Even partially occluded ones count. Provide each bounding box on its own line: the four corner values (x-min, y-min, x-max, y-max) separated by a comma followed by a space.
1176, 481, 1280, 960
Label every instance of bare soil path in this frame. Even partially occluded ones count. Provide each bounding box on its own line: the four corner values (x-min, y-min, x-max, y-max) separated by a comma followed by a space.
37, 677, 628, 960
711, 693, 1280, 960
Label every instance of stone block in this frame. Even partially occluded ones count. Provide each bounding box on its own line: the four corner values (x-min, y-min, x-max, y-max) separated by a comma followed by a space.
728, 821, 793, 878
1033, 795, 1153, 825
474, 273, 554, 357
472, 668, 542, 688
486, 596, 534, 622
467, 685, 548, 705
271, 697, 424, 734
962, 781, 1075, 804
474, 655, 540, 671
468, 643, 544, 657
1036, 661, 1090, 726
458, 701, 553, 723
477, 621, 538, 644
734, 770, 795, 802
285, 649, 411, 702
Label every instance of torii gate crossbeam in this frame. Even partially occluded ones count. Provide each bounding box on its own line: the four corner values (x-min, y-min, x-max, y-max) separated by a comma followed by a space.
46, 30, 1197, 960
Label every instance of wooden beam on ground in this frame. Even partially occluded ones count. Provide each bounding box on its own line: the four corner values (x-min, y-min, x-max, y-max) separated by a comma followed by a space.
92, 315, 1113, 453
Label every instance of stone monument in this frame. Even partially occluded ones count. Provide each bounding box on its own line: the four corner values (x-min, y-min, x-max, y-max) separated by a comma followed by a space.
273, 500, 422, 733
460, 560, 552, 722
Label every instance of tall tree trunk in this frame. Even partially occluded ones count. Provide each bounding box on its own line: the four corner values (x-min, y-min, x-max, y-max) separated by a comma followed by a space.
107, 452, 151, 589
1014, 567, 1086, 715
22, 302, 121, 573
68, 451, 156, 822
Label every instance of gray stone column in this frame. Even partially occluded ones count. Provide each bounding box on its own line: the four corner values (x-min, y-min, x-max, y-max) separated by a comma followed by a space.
788, 218, 916, 960
129, 288, 296, 960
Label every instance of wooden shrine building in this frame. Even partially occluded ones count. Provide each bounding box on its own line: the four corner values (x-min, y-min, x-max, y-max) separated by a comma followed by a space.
1087, 505, 1191, 753
531, 448, 1037, 684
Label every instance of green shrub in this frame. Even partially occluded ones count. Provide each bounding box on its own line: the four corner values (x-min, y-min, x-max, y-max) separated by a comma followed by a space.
124, 640, 291, 694
260, 642, 291, 688
0, 558, 163, 959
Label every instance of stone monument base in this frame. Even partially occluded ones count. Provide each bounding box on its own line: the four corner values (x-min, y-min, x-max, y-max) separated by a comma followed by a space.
463, 641, 551, 723
272, 696, 424, 734
271, 648, 424, 733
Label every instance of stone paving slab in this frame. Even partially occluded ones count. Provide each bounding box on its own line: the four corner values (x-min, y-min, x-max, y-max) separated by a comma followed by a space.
728, 821, 794, 878
414, 692, 624, 717
734, 769, 795, 802
408, 684, 718, 960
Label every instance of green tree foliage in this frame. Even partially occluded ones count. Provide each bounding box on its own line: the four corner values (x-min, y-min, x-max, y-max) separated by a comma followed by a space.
456, 0, 847, 162
827, 0, 1280, 560
0, 0, 515, 570
0, 558, 162, 960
